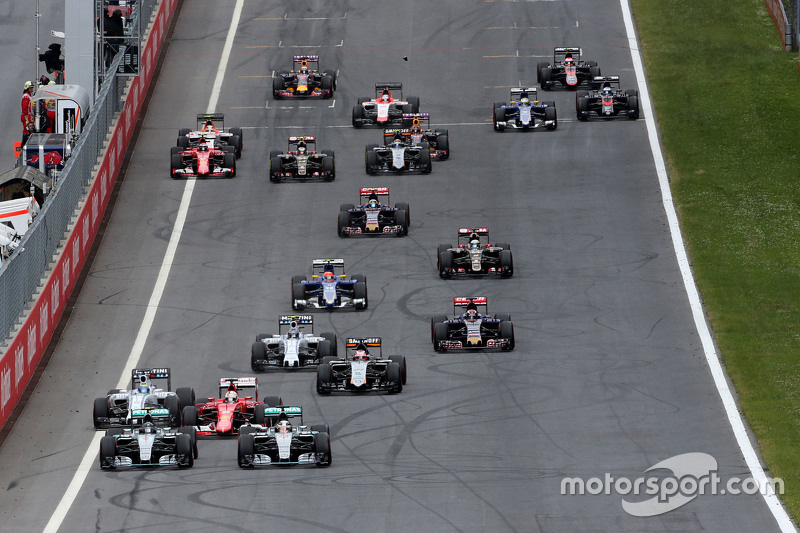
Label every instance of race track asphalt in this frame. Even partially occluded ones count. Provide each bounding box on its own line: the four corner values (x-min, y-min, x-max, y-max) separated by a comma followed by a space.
0, 1, 786, 532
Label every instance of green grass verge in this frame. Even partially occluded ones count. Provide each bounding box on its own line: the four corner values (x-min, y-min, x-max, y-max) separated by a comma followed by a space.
631, 0, 800, 521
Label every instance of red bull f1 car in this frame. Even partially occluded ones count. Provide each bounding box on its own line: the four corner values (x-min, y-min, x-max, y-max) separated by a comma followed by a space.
338, 187, 410, 237
269, 136, 335, 182
537, 47, 601, 90
431, 297, 515, 352
237, 406, 331, 467
316, 337, 407, 394
273, 55, 337, 99
437, 227, 513, 278
352, 82, 420, 128
576, 76, 640, 120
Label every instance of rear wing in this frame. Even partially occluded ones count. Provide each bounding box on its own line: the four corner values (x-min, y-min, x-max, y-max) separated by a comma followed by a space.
196, 113, 225, 130
312, 258, 346, 277
359, 187, 390, 205
292, 55, 320, 71
261, 405, 304, 423
288, 135, 317, 151
590, 75, 621, 90
218, 376, 258, 400
383, 128, 412, 144
457, 227, 490, 246
510, 87, 537, 102
375, 82, 403, 99
346, 337, 383, 358
131, 368, 171, 391
279, 314, 313, 334
453, 297, 488, 315
554, 47, 582, 63
130, 407, 172, 427
402, 113, 430, 129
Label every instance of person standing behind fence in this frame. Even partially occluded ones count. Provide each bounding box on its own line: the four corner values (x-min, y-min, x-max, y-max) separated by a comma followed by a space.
20, 81, 35, 146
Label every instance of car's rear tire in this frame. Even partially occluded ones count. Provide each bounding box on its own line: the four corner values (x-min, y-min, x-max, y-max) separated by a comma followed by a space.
311, 424, 330, 434
269, 150, 281, 159
314, 432, 332, 466
320, 332, 338, 358
292, 280, 306, 310
269, 157, 282, 182
627, 95, 640, 119
170, 154, 182, 178
261, 396, 283, 408
406, 96, 420, 113
436, 134, 449, 160
165, 395, 180, 425
176, 434, 194, 468
430, 314, 447, 342
322, 156, 335, 180
365, 147, 378, 175
537, 61, 549, 83
541, 67, 552, 89
577, 95, 589, 121
589, 66, 601, 79
494, 313, 511, 322
419, 147, 432, 173
223, 153, 236, 177
177, 426, 199, 458
273, 76, 284, 98
318, 339, 333, 360
251, 341, 266, 371
352, 105, 364, 128
353, 278, 368, 309
340, 203, 354, 212
493, 107, 506, 132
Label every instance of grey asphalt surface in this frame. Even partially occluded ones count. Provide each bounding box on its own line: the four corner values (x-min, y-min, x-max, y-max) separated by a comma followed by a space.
0, 1, 786, 532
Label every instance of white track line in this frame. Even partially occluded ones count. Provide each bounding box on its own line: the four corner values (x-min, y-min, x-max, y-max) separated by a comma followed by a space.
41, 2, 244, 532
620, 0, 795, 530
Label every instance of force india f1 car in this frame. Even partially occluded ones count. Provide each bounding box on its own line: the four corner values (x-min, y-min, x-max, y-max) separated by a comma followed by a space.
93, 368, 196, 429
431, 297, 515, 352
576, 76, 640, 120
316, 337, 407, 395
352, 82, 420, 128
493, 87, 557, 132
292, 259, 368, 311
181, 377, 283, 437
99, 412, 197, 469
176, 113, 243, 158
537, 47, 601, 90
170, 137, 236, 178
437, 227, 513, 278
272, 55, 337, 99
269, 136, 335, 182
251, 315, 338, 370
338, 187, 410, 237
365, 129, 432, 174
237, 406, 331, 468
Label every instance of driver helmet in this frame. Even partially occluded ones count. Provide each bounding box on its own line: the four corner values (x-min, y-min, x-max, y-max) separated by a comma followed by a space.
323, 269, 335, 281
300, 65, 309, 75
276, 420, 292, 433
602, 84, 613, 95
197, 137, 209, 152
470, 238, 481, 250
368, 193, 379, 208
287, 326, 300, 339
225, 390, 238, 403
296, 141, 307, 155
564, 55, 574, 66
205, 120, 215, 131
411, 117, 422, 134
381, 90, 391, 102
138, 384, 150, 394
353, 344, 369, 361
465, 302, 479, 321
140, 421, 156, 434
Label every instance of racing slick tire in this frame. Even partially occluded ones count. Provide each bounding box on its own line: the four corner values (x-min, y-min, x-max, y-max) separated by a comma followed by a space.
337, 211, 351, 237
493, 107, 506, 132
406, 96, 420, 113
229, 127, 243, 147
251, 341, 266, 371
587, 60, 598, 67
228, 135, 242, 159
238, 434, 255, 468
106, 428, 124, 437
261, 396, 283, 409
389, 355, 408, 385
589, 66, 601, 79
223, 153, 236, 177
540, 67, 552, 90
340, 203, 354, 212
352, 275, 368, 309
352, 104, 364, 128
322, 356, 337, 365
544, 106, 558, 130
170, 154, 182, 178
323, 69, 338, 89
419, 146, 432, 173
239, 426, 257, 437
313, 432, 332, 466
433, 323, 449, 352
269, 157, 282, 182
430, 314, 447, 343
93, 397, 109, 428
321, 332, 338, 358
627, 95, 640, 120
394, 201, 409, 214
177, 136, 189, 149
255, 332, 271, 342
272, 76, 284, 99
176, 434, 194, 467
499, 320, 515, 351
494, 242, 511, 251
178, 426, 199, 459
536, 61, 549, 83
254, 404, 269, 425
269, 150, 282, 159
321, 75, 333, 95
178, 128, 191, 137
170, 146, 180, 156
316, 363, 333, 395
438, 250, 453, 278
576, 93, 589, 121
165, 395, 180, 426
365, 150, 379, 175
387, 363, 403, 394
99, 436, 117, 470
499, 249, 514, 278
322, 155, 335, 181
394, 210, 409, 235
437, 243, 453, 258
176, 387, 196, 410
435, 134, 449, 160
494, 313, 511, 323
311, 424, 330, 435
182, 405, 198, 427
318, 339, 333, 361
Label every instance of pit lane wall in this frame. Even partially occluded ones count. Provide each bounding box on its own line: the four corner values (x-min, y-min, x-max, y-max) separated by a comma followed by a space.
0, 0, 179, 429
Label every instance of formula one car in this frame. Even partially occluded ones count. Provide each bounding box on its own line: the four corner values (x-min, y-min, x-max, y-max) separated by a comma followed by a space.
365, 130, 432, 174
181, 377, 282, 437
493, 87, 557, 132
269, 136, 335, 182
431, 297, 515, 352
338, 187, 410, 237
99, 413, 196, 469
352, 82, 420, 128
437, 227, 513, 278
316, 337, 406, 394
273, 55, 337, 99
176, 113, 243, 158
237, 406, 331, 467
93, 368, 196, 429
291, 259, 368, 311
576, 76, 640, 120
170, 136, 236, 178
251, 315, 338, 370
537, 47, 600, 90
400, 113, 450, 160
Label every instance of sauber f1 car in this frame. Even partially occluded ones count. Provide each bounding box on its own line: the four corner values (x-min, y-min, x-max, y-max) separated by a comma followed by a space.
176, 113, 243, 158
251, 315, 338, 370
576, 76, 640, 120
338, 187, 410, 237
269, 136, 335, 182
170, 137, 236, 178
365, 130, 432, 174
237, 406, 331, 467
431, 297, 515, 352
493, 87, 557, 132
292, 258, 368, 311
99, 413, 197, 469
181, 377, 282, 437
400, 113, 450, 160
316, 337, 407, 395
93, 368, 196, 429
352, 82, 420, 128
273, 55, 337, 99
537, 47, 600, 90
437, 227, 513, 278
